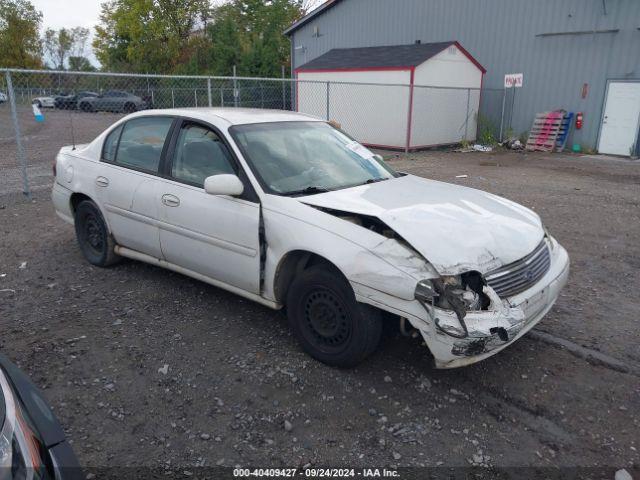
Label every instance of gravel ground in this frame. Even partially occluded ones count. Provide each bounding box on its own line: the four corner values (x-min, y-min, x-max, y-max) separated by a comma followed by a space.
0, 147, 639, 477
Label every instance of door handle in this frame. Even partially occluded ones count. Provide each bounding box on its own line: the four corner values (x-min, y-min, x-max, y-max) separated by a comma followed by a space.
95, 176, 109, 187
162, 194, 180, 207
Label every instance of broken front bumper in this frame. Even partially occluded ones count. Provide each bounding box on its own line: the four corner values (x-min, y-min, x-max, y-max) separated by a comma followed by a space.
352, 239, 570, 369
424, 243, 570, 368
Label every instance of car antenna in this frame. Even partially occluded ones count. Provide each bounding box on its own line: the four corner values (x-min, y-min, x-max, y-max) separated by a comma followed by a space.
69, 109, 76, 150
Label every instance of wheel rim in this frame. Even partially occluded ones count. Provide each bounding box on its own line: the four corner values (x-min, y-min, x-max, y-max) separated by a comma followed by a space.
83, 213, 104, 255
301, 287, 352, 353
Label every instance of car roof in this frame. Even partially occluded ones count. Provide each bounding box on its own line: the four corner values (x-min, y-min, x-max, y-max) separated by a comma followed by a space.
127, 108, 322, 126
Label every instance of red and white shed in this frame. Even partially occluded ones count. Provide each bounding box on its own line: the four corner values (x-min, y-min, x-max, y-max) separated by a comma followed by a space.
295, 41, 486, 150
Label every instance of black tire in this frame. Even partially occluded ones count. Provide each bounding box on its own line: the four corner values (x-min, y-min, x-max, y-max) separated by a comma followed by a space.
286, 265, 382, 368
124, 102, 136, 113
80, 102, 93, 112
74, 200, 120, 267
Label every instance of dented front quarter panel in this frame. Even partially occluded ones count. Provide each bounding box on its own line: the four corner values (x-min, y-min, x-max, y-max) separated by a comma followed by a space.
261, 196, 440, 304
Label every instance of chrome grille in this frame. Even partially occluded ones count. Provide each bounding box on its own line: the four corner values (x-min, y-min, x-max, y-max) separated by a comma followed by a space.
485, 240, 551, 298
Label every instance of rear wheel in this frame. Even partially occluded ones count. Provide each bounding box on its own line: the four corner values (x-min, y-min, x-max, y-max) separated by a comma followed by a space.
124, 102, 136, 113
80, 102, 93, 112
74, 200, 120, 267
286, 265, 382, 368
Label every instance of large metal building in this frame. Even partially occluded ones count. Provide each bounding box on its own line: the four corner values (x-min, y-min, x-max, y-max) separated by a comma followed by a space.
285, 0, 640, 155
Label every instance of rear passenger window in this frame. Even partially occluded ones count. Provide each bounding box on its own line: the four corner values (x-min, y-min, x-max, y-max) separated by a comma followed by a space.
102, 125, 122, 162
116, 117, 173, 172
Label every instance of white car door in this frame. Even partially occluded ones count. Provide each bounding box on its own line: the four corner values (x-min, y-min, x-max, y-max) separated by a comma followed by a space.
157, 120, 262, 294
95, 116, 175, 259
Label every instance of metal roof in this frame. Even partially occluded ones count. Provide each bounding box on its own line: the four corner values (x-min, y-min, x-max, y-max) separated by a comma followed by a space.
284, 0, 344, 36
296, 41, 486, 73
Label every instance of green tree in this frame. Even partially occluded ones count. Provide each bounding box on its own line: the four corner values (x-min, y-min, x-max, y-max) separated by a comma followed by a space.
0, 0, 43, 68
207, 0, 302, 77
94, 0, 210, 73
68, 56, 96, 71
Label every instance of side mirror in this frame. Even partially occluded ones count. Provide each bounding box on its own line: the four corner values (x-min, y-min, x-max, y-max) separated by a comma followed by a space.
204, 174, 244, 197
372, 154, 384, 163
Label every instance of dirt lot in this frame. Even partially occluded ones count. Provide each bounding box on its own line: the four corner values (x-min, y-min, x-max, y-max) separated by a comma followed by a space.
0, 148, 639, 477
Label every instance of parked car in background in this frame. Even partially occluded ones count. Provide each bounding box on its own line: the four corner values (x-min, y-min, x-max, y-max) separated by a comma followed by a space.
0, 353, 83, 479
55, 91, 99, 110
78, 90, 146, 113
0, 91, 7, 104
32, 96, 56, 108
51, 108, 569, 369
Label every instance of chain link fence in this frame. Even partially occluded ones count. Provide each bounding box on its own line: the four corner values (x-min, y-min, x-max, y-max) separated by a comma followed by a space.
0, 68, 508, 199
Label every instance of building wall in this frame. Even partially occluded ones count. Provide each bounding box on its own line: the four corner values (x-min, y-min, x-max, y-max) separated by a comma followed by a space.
290, 0, 640, 149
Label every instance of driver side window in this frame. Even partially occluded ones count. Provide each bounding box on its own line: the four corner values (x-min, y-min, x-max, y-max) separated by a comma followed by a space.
171, 123, 236, 187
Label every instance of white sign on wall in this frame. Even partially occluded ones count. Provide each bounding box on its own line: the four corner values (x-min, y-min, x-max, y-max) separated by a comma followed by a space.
504, 73, 524, 88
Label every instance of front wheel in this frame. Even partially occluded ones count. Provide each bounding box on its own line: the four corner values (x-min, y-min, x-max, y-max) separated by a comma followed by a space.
286, 265, 382, 368
74, 200, 120, 267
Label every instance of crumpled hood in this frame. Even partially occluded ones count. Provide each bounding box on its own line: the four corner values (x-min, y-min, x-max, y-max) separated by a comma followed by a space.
301, 175, 544, 275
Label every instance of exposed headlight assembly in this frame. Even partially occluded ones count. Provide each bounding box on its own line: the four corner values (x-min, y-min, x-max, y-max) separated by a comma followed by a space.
0, 368, 47, 480
415, 273, 490, 339
543, 225, 555, 250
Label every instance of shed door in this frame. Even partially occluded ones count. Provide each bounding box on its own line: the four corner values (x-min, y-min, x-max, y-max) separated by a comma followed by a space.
598, 82, 640, 156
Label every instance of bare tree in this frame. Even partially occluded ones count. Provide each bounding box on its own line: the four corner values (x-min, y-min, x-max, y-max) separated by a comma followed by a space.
43, 26, 90, 69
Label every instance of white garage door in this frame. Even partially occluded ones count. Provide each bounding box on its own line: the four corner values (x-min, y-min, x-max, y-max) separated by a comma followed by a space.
598, 81, 640, 156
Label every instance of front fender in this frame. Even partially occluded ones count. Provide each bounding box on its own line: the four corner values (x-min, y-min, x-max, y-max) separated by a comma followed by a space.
262, 203, 439, 303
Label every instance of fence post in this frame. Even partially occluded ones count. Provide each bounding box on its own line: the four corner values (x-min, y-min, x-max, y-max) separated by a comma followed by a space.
326, 82, 330, 121
194, 89, 198, 107
207, 78, 212, 107
464, 88, 470, 140
233, 65, 239, 108
499, 88, 507, 142
220, 88, 224, 107
260, 82, 264, 108
281, 65, 286, 110
171, 89, 175, 108
5, 71, 31, 199
405, 82, 415, 154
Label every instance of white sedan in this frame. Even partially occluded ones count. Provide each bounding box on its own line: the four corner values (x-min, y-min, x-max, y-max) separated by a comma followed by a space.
52, 109, 569, 368
32, 96, 56, 108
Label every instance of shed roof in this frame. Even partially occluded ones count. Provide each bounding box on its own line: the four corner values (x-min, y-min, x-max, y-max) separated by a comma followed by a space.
296, 41, 486, 73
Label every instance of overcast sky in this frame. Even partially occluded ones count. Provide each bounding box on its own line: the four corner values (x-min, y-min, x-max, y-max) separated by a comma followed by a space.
32, 0, 101, 30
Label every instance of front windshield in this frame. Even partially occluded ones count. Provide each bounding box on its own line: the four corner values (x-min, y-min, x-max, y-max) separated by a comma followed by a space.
230, 122, 397, 196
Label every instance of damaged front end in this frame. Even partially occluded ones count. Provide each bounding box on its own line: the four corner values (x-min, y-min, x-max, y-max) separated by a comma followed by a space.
415, 275, 526, 350
411, 239, 570, 368
298, 194, 570, 369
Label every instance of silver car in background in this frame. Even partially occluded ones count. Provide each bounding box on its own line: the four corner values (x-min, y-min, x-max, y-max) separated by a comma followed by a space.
78, 90, 147, 113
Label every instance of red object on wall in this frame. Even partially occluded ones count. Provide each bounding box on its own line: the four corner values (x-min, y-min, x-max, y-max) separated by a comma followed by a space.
581, 83, 589, 99
576, 112, 583, 130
